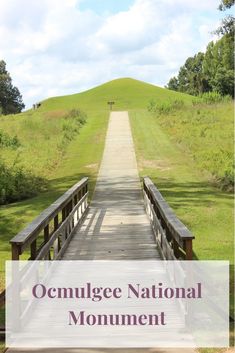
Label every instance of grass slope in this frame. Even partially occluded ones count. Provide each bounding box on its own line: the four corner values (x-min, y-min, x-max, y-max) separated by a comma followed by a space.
41, 77, 194, 112
130, 109, 233, 262
0, 111, 109, 291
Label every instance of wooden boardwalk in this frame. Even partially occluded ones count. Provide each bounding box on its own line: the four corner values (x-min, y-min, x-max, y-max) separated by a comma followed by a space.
7, 112, 195, 353
62, 111, 161, 261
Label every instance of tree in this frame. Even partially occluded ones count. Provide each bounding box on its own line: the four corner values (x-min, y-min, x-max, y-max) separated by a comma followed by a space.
216, 0, 234, 35
203, 34, 234, 96
166, 77, 179, 91
218, 0, 234, 11
168, 53, 210, 96
166, 29, 234, 97
185, 53, 209, 95
212, 67, 234, 96
0, 60, 25, 115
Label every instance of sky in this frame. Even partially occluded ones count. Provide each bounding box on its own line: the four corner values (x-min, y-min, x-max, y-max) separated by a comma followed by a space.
0, 0, 226, 109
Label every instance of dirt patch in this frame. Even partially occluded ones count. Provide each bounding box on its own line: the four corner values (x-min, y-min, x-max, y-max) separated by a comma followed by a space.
93, 132, 104, 143
85, 163, 98, 170
139, 158, 171, 171
44, 110, 67, 120
0, 278, 4, 293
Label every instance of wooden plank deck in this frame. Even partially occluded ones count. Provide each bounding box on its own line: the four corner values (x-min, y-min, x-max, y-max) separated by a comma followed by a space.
61, 111, 161, 261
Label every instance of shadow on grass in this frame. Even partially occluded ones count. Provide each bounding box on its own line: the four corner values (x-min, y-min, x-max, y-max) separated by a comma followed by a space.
146, 176, 233, 209
139, 175, 234, 262
1, 173, 233, 257
0, 172, 97, 252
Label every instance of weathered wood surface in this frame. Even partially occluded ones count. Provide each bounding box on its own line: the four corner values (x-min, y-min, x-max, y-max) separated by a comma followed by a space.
10, 178, 89, 261
143, 178, 194, 260
62, 111, 161, 261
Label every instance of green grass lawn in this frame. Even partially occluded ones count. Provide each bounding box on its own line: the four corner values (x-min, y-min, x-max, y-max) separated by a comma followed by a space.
129, 109, 233, 263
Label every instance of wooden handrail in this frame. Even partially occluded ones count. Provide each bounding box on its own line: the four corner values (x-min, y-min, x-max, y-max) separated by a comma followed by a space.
10, 177, 89, 260
143, 177, 194, 260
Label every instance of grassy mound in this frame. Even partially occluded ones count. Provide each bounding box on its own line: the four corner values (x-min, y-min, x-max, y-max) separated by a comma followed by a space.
40, 77, 194, 112
0, 78, 233, 320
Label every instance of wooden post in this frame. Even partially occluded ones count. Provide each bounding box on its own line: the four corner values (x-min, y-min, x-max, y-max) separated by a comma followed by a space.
185, 239, 193, 260
62, 207, 66, 222
53, 214, 60, 258
12, 243, 20, 260
54, 215, 59, 230
173, 239, 180, 259
44, 225, 49, 242
44, 225, 50, 260
107, 101, 115, 111
12, 261, 21, 331
30, 240, 37, 260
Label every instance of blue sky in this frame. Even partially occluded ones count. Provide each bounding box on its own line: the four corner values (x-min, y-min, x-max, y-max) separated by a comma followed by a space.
0, 0, 227, 108
79, 0, 134, 14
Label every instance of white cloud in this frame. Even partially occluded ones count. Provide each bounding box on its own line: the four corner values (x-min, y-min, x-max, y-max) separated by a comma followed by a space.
94, 1, 164, 52
0, 0, 221, 108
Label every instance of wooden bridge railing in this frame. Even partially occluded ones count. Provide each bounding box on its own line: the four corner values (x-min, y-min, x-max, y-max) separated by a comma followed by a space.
143, 177, 194, 260
10, 177, 89, 261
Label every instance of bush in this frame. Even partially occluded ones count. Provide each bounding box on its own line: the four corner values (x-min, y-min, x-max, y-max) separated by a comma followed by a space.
198, 92, 232, 104
0, 162, 47, 205
147, 99, 234, 192
219, 168, 234, 192
58, 109, 87, 152
147, 99, 157, 112
0, 130, 21, 149
65, 109, 87, 125
147, 99, 185, 114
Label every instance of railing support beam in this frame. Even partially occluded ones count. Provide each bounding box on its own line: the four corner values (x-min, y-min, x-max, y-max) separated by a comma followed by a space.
12, 244, 20, 260
143, 177, 195, 260
10, 177, 89, 262
185, 239, 193, 260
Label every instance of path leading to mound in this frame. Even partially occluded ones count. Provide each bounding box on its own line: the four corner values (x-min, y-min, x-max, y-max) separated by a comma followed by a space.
62, 111, 160, 260
7, 112, 196, 353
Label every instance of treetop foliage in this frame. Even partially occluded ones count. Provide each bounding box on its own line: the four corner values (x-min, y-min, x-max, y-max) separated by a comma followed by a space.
219, 0, 235, 11
217, 0, 234, 35
0, 60, 25, 115
166, 1, 234, 98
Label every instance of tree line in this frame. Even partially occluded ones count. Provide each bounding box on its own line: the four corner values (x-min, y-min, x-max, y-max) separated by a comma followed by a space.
166, 0, 234, 97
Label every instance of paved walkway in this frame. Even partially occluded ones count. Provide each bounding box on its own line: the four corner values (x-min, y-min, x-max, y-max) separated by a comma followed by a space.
62, 111, 160, 260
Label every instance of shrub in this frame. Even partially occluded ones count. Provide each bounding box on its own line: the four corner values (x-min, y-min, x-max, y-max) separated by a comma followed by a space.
147, 99, 233, 192
0, 130, 21, 149
198, 92, 232, 104
0, 161, 47, 205
171, 99, 185, 109
58, 109, 87, 152
147, 99, 157, 112
219, 168, 234, 192
65, 109, 87, 125
147, 99, 185, 115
